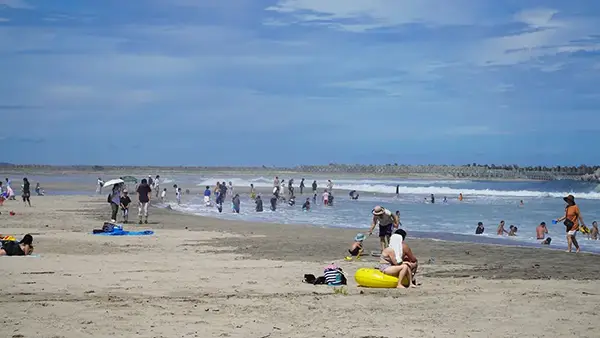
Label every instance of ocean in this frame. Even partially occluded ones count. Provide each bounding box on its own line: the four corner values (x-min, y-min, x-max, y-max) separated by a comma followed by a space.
20, 172, 600, 253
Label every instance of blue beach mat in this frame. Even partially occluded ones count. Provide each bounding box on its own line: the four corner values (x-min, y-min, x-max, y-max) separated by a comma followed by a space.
92, 229, 154, 236
1, 254, 40, 258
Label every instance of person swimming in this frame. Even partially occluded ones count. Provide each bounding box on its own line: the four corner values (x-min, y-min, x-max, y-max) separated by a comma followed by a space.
508, 225, 518, 236
288, 196, 296, 206
497, 220, 508, 235
349, 190, 359, 200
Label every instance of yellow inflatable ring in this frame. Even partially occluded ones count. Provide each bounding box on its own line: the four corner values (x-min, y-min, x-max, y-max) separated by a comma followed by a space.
355, 267, 408, 288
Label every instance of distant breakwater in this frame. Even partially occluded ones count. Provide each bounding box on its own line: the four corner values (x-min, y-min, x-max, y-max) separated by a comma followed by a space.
1, 163, 599, 182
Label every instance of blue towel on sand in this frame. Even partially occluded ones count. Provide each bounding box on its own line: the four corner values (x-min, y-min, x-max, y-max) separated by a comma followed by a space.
93, 229, 154, 236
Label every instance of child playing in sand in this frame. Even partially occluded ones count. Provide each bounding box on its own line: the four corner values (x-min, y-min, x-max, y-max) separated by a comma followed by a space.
120, 190, 132, 223
345, 233, 365, 260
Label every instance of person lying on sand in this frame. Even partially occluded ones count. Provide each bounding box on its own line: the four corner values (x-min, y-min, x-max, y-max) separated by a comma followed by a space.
0, 234, 34, 256
377, 229, 418, 288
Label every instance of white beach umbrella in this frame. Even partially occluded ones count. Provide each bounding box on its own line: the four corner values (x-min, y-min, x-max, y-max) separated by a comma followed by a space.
102, 178, 125, 189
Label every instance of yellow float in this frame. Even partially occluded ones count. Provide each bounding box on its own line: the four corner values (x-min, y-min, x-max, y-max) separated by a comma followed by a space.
580, 225, 591, 234
355, 267, 408, 288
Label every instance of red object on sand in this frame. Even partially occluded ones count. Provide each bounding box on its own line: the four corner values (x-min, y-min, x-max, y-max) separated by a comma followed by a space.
9, 211, 15, 216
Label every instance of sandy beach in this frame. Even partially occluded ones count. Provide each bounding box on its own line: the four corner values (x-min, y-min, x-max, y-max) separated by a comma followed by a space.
2, 188, 600, 338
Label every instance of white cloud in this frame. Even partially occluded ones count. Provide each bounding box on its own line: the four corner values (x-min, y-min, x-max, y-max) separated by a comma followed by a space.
0, 18, 9, 22
266, 0, 486, 31
0, 0, 33, 9
472, 10, 600, 66
514, 8, 561, 29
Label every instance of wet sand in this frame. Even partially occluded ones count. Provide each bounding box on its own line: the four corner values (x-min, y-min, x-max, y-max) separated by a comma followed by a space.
1, 189, 600, 338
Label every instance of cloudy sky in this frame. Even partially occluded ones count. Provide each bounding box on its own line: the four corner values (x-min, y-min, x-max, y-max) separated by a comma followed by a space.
1, 0, 599, 166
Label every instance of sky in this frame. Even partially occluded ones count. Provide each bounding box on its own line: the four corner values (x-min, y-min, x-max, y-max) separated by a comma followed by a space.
1, 0, 599, 166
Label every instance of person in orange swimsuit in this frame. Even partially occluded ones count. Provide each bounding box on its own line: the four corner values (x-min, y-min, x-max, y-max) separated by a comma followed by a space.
556, 195, 586, 253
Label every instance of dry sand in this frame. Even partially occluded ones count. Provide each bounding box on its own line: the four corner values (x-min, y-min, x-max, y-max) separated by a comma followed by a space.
1, 190, 600, 338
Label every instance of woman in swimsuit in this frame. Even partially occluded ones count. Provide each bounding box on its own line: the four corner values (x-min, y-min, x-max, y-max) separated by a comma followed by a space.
0, 234, 34, 256
378, 229, 418, 288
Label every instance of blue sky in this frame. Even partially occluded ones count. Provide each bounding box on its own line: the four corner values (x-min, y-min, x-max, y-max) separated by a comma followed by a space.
1, 0, 599, 166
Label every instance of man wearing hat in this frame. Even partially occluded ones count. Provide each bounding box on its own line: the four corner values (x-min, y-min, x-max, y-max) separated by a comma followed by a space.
368, 206, 400, 252
556, 194, 586, 253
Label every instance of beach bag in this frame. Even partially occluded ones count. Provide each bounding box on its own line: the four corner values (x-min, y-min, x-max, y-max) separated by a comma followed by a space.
107, 193, 112, 203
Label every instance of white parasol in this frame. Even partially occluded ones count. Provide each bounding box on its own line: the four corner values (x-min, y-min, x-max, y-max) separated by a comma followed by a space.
102, 178, 125, 189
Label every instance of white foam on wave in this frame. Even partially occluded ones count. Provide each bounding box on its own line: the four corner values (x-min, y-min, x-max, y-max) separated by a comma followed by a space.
195, 177, 600, 200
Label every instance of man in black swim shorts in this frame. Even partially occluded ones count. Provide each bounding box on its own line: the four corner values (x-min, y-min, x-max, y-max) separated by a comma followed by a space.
368, 205, 399, 252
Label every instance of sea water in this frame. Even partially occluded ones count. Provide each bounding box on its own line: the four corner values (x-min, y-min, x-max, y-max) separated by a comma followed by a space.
174, 175, 600, 253
23, 172, 600, 253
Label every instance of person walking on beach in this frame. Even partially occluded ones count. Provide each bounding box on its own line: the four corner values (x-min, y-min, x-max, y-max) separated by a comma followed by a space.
556, 194, 585, 253
368, 206, 399, 252
395, 184, 399, 196
136, 178, 152, 224
300, 179, 305, 194
312, 180, 317, 193
97, 177, 104, 194
108, 184, 122, 223
327, 179, 333, 192
22, 178, 31, 207
161, 188, 167, 202
120, 190, 132, 223
250, 184, 256, 199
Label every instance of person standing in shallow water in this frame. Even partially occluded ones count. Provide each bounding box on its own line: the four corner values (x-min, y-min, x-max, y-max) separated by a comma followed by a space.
255, 195, 263, 212
312, 180, 317, 193
556, 194, 585, 253
299, 179, 305, 194
475, 222, 484, 234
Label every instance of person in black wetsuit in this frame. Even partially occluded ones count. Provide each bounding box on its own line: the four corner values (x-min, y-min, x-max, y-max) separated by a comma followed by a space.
255, 195, 263, 212
288, 196, 295, 206
349, 190, 359, 200
270, 195, 277, 211
22, 177, 31, 206
299, 179, 305, 194
0, 234, 34, 256
430, 194, 435, 204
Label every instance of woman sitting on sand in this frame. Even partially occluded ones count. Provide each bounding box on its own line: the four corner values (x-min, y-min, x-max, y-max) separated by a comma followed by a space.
0, 234, 34, 256
377, 229, 418, 288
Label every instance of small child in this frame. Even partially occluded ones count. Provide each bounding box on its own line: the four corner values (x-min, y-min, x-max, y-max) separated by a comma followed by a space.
160, 188, 167, 202
120, 190, 132, 223
176, 188, 182, 205
346, 233, 365, 260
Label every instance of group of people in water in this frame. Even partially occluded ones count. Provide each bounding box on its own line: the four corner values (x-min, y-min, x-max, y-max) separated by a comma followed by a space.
200, 177, 338, 214
473, 194, 597, 253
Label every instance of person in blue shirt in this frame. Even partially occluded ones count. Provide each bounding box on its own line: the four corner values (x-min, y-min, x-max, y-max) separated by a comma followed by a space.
203, 186, 211, 206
